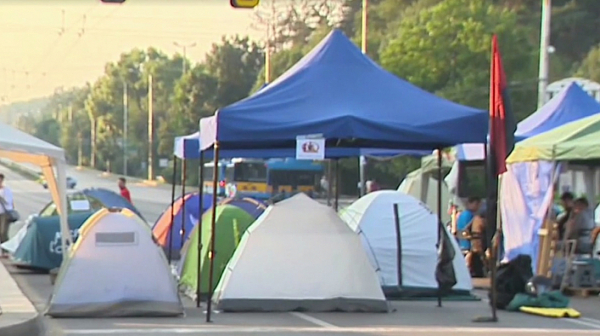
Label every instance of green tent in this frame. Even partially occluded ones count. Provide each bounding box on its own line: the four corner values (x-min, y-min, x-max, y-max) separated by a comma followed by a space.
508, 113, 600, 163
179, 204, 255, 297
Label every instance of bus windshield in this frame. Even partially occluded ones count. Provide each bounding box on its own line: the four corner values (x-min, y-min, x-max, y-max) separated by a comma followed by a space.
233, 162, 267, 182
203, 164, 234, 182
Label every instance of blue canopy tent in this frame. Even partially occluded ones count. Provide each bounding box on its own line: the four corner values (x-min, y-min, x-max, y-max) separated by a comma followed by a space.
201, 29, 487, 151
455, 83, 600, 161
174, 132, 429, 160
195, 29, 487, 315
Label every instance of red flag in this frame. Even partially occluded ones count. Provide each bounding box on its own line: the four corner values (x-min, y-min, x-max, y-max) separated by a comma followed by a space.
489, 35, 516, 176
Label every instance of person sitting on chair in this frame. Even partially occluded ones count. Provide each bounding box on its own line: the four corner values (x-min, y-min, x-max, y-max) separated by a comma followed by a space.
565, 197, 595, 255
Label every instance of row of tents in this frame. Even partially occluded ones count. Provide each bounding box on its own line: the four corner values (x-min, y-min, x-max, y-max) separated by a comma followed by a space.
43, 191, 472, 317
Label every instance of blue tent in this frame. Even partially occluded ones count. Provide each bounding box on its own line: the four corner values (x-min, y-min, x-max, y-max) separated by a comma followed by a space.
455, 83, 600, 161
203, 29, 487, 151
515, 83, 600, 140
174, 132, 428, 159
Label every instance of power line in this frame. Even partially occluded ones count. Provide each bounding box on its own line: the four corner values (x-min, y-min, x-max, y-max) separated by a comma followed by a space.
10, 5, 121, 102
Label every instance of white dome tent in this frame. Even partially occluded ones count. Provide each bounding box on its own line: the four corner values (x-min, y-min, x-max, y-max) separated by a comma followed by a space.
212, 193, 388, 312
340, 190, 472, 298
46, 208, 184, 318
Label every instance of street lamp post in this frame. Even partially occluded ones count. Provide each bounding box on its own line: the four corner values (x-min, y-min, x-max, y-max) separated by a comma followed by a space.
123, 81, 128, 176
173, 41, 197, 74
537, 0, 552, 108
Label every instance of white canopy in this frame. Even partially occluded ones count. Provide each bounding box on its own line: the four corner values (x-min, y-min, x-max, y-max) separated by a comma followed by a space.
0, 122, 72, 258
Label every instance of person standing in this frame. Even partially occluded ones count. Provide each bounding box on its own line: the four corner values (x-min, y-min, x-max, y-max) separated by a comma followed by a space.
0, 173, 14, 258
118, 177, 132, 203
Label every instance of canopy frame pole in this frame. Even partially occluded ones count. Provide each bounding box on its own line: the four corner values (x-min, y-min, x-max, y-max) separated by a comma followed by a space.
196, 151, 205, 308
167, 155, 177, 265
436, 149, 443, 308
334, 159, 340, 211
206, 143, 220, 323
326, 160, 332, 206
393, 203, 403, 291
180, 159, 188, 253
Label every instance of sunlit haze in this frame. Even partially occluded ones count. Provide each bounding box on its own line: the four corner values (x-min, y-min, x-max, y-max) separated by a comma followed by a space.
0, 0, 259, 104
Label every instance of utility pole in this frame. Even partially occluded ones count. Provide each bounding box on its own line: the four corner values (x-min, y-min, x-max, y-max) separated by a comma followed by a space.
359, 0, 368, 197
148, 74, 154, 181
173, 42, 197, 74
123, 82, 128, 176
537, 0, 552, 108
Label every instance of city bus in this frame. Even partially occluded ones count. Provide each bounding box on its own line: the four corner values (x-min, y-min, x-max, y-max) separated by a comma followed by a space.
202, 158, 323, 200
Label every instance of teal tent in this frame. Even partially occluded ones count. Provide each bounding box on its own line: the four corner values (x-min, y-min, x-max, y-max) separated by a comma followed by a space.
12, 212, 92, 271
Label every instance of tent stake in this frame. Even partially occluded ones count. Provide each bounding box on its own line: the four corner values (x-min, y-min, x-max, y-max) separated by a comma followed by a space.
167, 156, 177, 265
206, 143, 220, 323
196, 151, 205, 308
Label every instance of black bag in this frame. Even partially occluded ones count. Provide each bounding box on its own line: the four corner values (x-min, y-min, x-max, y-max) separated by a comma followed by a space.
6, 209, 20, 223
0, 196, 19, 223
492, 254, 533, 309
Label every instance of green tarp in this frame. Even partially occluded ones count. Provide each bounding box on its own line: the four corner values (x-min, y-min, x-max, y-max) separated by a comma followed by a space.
12, 212, 93, 270
508, 113, 600, 163
179, 204, 255, 297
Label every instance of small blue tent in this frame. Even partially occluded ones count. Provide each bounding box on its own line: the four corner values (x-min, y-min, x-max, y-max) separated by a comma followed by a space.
203, 29, 487, 151
219, 197, 266, 219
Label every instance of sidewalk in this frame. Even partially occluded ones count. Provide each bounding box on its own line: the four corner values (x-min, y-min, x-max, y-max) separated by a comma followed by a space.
0, 260, 43, 335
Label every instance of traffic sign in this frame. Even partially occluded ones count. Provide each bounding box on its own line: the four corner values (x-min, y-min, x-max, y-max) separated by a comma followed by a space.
230, 0, 259, 8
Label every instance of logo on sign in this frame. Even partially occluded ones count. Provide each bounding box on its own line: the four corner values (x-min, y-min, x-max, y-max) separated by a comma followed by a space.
302, 141, 320, 153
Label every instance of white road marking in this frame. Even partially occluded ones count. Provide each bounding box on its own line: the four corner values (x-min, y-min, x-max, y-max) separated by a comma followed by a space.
564, 317, 600, 330
63, 326, 600, 334
289, 311, 340, 328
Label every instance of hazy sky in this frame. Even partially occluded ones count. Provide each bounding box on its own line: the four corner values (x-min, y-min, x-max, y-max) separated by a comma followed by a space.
0, 0, 261, 104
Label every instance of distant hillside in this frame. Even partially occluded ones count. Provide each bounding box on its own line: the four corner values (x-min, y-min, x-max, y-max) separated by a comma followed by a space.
0, 97, 49, 126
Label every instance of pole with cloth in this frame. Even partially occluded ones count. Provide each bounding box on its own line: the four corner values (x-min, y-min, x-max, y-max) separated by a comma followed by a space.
196, 150, 205, 308
473, 34, 517, 323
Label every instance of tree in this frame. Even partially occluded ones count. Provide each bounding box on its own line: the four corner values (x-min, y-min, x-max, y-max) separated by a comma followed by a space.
575, 45, 600, 83
158, 65, 219, 156
205, 36, 265, 108
380, 0, 538, 119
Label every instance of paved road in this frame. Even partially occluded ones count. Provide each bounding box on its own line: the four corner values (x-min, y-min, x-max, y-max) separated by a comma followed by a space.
3, 167, 600, 335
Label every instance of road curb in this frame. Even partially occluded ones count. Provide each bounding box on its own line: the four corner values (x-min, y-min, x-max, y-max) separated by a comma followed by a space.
0, 313, 44, 336
0, 261, 45, 336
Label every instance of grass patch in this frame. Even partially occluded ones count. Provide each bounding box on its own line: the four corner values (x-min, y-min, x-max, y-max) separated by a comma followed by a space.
0, 161, 42, 181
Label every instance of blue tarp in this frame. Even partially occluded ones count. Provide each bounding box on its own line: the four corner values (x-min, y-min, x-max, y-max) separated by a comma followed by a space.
455, 83, 600, 161
82, 188, 145, 221
206, 29, 487, 151
174, 132, 428, 159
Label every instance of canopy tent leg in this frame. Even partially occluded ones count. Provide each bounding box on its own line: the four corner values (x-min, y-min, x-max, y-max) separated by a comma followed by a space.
436, 149, 443, 308
180, 159, 188, 254
206, 143, 220, 323
334, 159, 340, 212
167, 156, 177, 265
393, 203, 403, 291
326, 160, 332, 206
196, 151, 205, 308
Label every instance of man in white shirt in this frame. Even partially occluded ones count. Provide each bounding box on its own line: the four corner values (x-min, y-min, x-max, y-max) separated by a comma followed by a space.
0, 173, 14, 257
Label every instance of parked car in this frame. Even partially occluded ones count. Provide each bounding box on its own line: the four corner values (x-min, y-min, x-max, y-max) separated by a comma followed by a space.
41, 176, 77, 189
